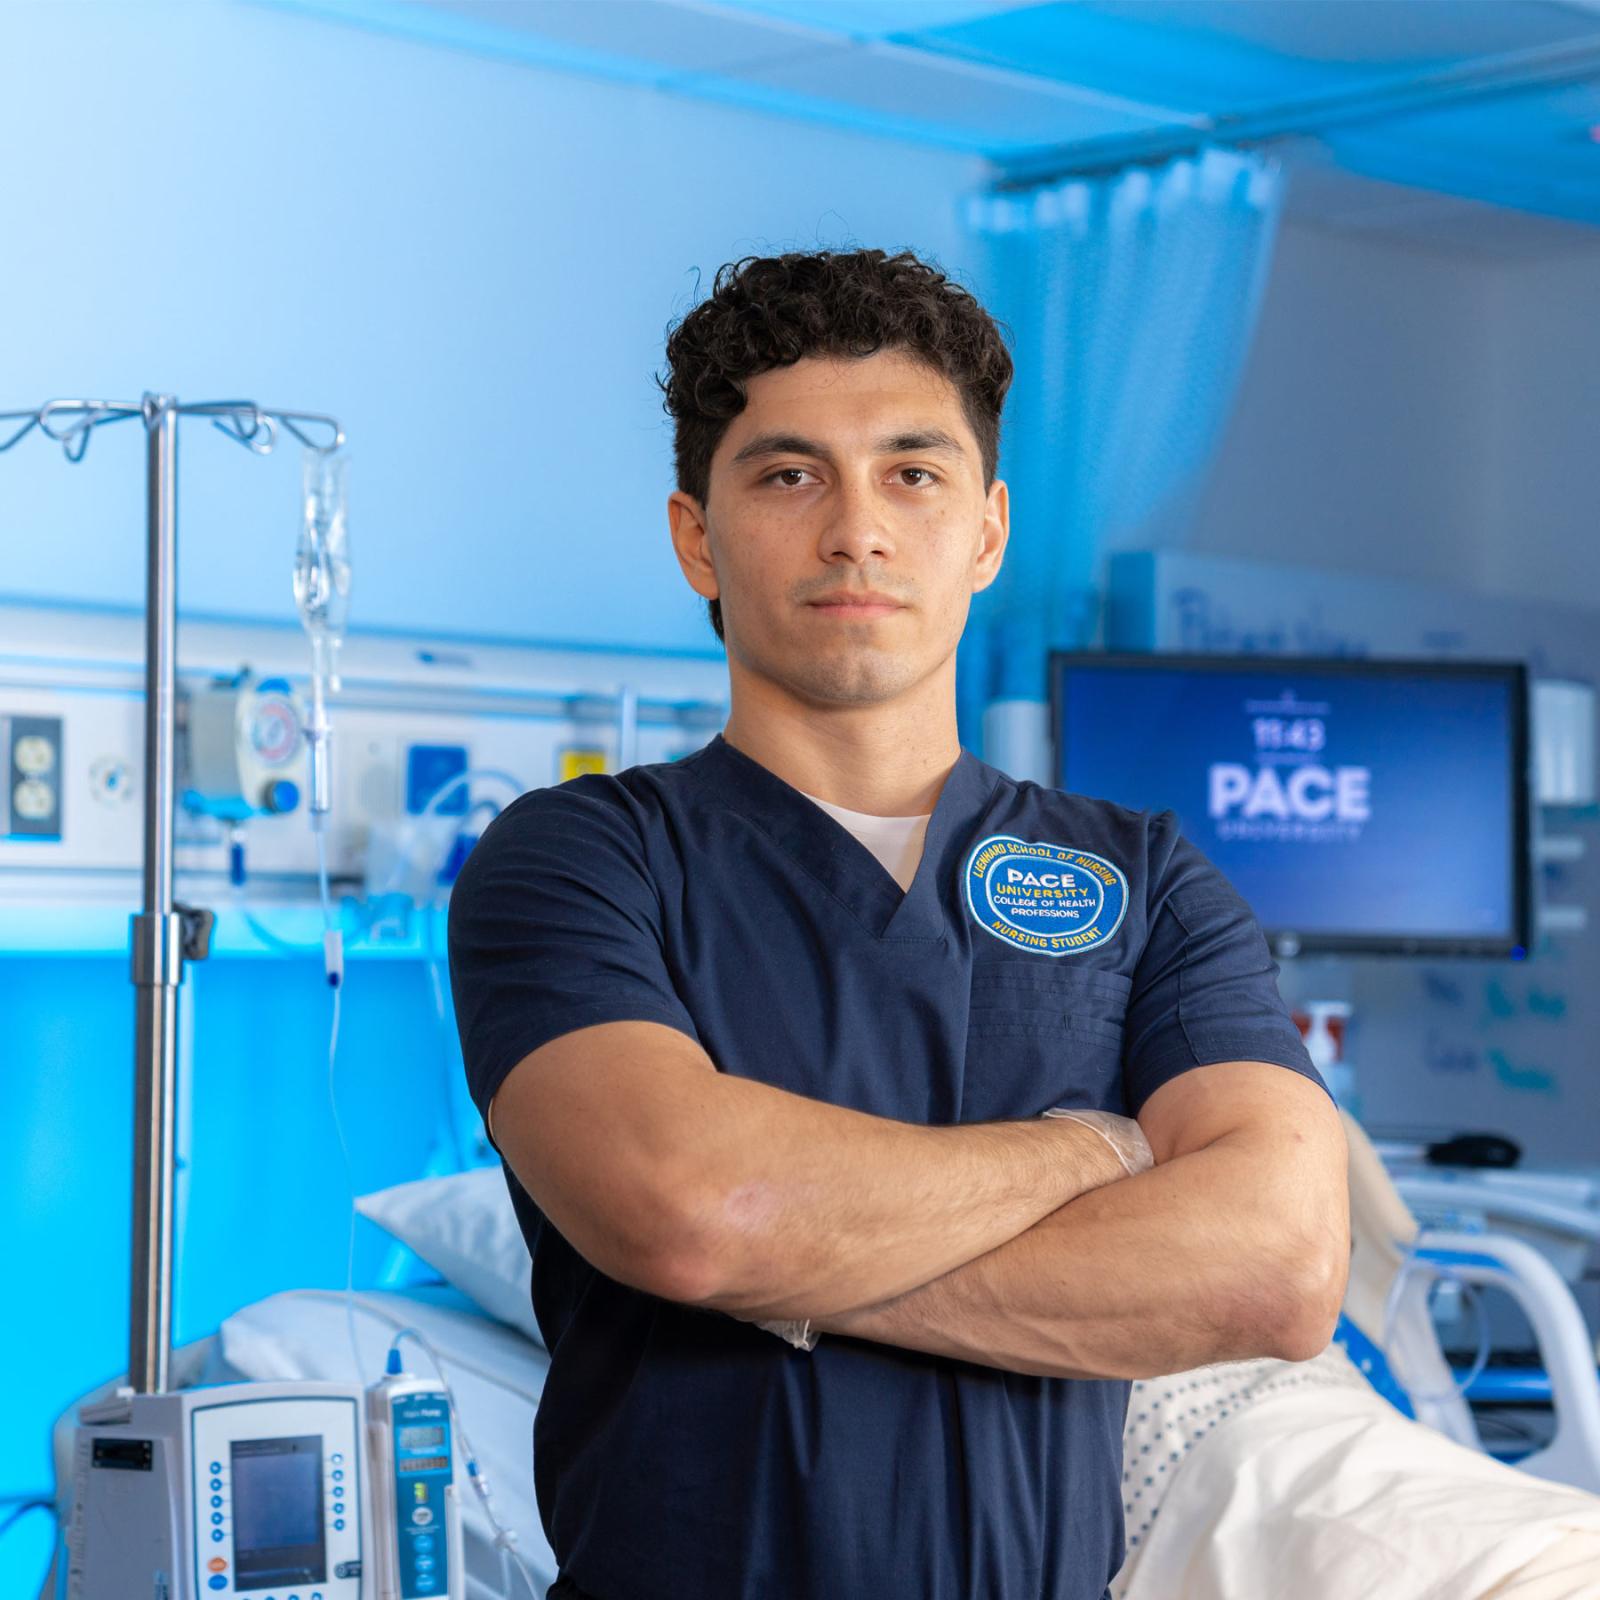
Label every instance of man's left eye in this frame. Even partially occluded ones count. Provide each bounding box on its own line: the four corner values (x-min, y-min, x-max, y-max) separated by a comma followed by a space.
900, 468, 939, 486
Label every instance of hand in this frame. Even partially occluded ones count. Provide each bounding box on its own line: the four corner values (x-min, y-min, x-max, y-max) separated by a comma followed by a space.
1041, 1107, 1154, 1180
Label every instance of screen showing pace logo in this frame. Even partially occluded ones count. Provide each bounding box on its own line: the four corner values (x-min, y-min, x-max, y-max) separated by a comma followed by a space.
1206, 693, 1371, 844
1055, 663, 1516, 941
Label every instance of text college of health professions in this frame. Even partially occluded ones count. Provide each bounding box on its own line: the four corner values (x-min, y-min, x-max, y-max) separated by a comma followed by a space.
965, 836, 1130, 954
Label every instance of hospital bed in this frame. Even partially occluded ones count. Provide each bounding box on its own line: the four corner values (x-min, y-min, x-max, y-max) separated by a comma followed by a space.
1111, 1113, 1600, 1598
1337, 1112, 1600, 1496
44, 1125, 1600, 1600
1388, 1156, 1600, 1455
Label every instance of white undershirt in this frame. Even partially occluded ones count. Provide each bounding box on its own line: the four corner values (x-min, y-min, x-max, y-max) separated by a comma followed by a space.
796, 789, 931, 894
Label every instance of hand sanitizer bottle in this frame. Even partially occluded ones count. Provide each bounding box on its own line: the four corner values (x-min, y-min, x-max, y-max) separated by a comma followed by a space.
1304, 1000, 1355, 1114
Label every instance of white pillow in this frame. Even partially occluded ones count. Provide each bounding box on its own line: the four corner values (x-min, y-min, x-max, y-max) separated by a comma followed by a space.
356, 1166, 542, 1348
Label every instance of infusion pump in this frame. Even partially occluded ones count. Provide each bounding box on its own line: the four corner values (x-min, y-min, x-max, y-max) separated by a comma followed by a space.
68, 1382, 367, 1600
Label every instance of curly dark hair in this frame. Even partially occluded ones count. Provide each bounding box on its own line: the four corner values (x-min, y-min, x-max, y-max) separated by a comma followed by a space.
657, 248, 1013, 644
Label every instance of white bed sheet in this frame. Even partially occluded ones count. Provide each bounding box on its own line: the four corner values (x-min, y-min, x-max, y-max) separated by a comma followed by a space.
1117, 1379, 1600, 1600
201, 1285, 556, 1599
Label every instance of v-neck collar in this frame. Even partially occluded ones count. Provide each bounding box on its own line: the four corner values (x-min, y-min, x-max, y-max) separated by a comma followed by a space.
684, 731, 996, 942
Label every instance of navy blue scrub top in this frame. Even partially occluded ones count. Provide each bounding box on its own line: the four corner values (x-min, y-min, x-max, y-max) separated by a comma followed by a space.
448, 731, 1327, 1600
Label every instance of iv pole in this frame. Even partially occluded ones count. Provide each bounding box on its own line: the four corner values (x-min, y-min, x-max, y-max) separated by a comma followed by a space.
0, 394, 345, 1395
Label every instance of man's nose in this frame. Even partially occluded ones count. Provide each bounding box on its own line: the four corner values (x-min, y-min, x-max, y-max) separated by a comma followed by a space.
817, 473, 895, 564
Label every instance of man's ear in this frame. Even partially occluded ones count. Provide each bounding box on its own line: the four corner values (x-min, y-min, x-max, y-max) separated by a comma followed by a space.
667, 490, 720, 605
972, 478, 1009, 595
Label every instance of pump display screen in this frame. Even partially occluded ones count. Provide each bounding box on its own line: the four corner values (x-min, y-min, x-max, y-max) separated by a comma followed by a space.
399, 1424, 445, 1450
230, 1435, 326, 1590
1050, 653, 1529, 956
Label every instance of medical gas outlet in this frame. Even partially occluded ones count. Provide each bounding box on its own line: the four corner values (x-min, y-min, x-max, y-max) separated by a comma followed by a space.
183, 671, 308, 822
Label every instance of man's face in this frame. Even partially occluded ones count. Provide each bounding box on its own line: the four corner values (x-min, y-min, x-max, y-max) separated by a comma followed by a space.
668, 348, 1008, 710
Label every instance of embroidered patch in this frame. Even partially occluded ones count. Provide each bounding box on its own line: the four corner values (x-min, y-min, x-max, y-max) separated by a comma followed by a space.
963, 834, 1130, 957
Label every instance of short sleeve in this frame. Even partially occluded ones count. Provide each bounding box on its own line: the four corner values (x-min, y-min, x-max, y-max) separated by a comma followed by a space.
1121, 810, 1330, 1119
446, 781, 701, 1151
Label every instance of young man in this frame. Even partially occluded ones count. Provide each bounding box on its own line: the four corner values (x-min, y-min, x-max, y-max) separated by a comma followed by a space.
448, 248, 1350, 1600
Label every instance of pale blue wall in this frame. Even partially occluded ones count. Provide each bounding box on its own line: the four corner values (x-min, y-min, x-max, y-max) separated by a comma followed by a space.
0, 0, 984, 651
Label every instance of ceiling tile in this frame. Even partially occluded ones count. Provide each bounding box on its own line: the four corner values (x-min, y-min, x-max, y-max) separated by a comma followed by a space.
691, 0, 1056, 34
704, 34, 1179, 150
1064, 0, 1600, 69
421, 0, 834, 77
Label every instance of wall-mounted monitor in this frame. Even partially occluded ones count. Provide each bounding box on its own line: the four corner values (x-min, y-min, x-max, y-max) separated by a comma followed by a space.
1049, 653, 1530, 958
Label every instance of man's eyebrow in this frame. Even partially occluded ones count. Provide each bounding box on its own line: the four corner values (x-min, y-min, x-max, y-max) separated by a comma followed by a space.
728, 428, 969, 466
878, 428, 967, 458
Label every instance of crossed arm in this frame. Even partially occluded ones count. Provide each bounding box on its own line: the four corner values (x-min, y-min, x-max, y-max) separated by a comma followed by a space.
489, 1021, 1351, 1380
812, 1063, 1351, 1378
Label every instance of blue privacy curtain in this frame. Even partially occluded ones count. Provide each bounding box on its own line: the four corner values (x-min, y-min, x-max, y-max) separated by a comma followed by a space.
956, 146, 1284, 748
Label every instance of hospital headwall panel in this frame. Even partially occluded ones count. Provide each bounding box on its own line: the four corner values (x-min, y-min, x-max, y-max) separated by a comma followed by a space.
0, 600, 729, 1553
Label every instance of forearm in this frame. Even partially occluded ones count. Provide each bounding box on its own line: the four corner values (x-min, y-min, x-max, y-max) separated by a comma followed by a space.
680, 1076, 1126, 1321
813, 1128, 1347, 1378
